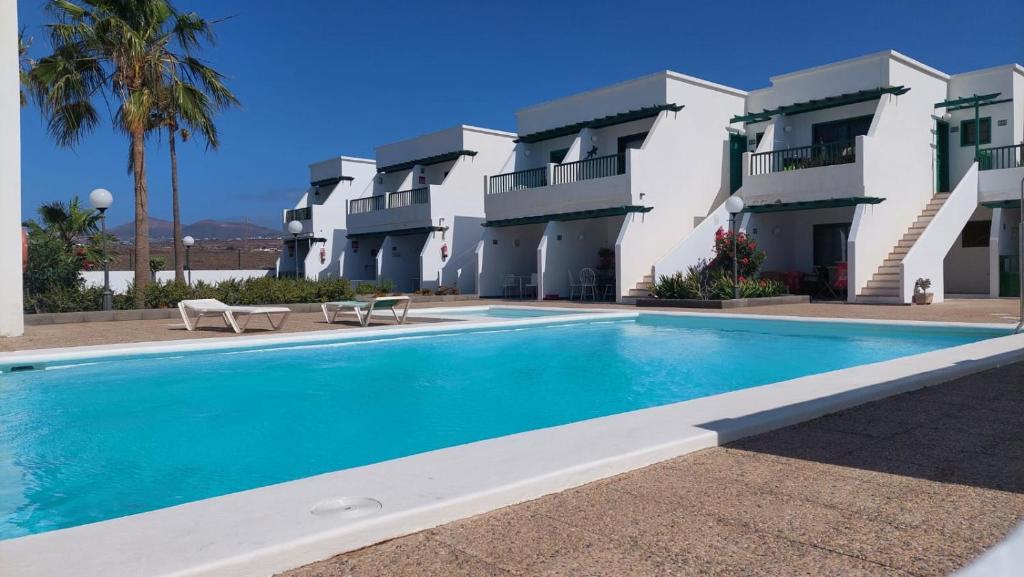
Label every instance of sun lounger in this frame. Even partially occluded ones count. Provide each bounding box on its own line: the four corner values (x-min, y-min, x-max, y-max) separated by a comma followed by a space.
321, 296, 411, 327
178, 299, 291, 334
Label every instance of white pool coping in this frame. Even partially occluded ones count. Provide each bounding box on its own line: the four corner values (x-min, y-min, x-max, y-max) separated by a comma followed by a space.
1, 308, 1022, 577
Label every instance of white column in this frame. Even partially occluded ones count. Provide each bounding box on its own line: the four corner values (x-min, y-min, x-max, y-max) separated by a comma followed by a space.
0, 0, 24, 336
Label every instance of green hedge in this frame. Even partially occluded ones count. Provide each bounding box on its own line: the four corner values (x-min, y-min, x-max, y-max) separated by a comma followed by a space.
25, 277, 397, 314
651, 266, 785, 300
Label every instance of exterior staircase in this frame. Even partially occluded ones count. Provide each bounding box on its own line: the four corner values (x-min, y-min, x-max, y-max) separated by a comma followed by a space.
620, 273, 654, 304
856, 193, 950, 304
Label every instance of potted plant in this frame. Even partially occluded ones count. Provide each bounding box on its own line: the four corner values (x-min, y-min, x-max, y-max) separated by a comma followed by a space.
913, 278, 933, 305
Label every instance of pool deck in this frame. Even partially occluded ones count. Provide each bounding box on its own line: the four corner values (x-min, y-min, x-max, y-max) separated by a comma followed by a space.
2, 297, 1020, 352
279, 362, 1024, 577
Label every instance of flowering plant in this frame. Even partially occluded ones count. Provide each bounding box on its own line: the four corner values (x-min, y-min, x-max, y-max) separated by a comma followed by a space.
712, 227, 766, 278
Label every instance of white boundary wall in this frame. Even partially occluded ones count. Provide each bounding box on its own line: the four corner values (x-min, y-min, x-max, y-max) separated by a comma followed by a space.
0, 0, 23, 336
82, 270, 274, 293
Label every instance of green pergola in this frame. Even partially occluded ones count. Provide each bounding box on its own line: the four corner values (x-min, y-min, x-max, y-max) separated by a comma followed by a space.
377, 150, 477, 174
482, 205, 652, 227
935, 93, 1002, 162
310, 175, 354, 187
346, 226, 445, 239
731, 86, 910, 125
742, 197, 885, 213
515, 104, 683, 144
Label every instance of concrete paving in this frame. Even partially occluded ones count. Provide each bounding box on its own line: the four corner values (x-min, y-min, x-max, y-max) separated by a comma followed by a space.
279, 364, 1024, 577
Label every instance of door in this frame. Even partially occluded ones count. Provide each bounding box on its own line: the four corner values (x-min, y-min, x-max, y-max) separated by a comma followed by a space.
616, 132, 648, 174
729, 133, 746, 193
1000, 255, 1019, 297
936, 121, 950, 193
813, 223, 852, 267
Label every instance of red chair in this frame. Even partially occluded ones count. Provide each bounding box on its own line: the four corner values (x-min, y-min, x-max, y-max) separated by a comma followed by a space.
833, 262, 848, 297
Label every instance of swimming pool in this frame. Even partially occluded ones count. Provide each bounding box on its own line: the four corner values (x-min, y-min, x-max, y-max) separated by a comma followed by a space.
415, 305, 582, 319
0, 313, 1007, 540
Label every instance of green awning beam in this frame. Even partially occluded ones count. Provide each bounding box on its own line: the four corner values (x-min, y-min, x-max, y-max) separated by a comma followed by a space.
742, 197, 885, 213
981, 200, 1020, 209
310, 176, 354, 187
934, 92, 1001, 109
515, 104, 683, 144
346, 226, 445, 239
482, 205, 652, 227
377, 150, 478, 174
731, 86, 910, 125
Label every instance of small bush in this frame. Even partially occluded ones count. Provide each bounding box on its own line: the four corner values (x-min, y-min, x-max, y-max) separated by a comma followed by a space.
651, 266, 784, 301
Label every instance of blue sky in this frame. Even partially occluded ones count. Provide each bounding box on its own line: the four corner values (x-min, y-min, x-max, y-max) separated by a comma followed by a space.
17, 0, 1024, 229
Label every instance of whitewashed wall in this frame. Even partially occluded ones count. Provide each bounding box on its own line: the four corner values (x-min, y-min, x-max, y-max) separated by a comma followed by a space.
0, 0, 23, 336
943, 207, 992, 295
82, 269, 274, 293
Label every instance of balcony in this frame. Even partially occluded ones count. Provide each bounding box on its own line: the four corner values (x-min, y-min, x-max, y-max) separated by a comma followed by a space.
485, 154, 632, 223
749, 140, 856, 175
347, 188, 434, 235
979, 144, 1024, 205
387, 187, 429, 208
283, 206, 312, 223
741, 137, 867, 207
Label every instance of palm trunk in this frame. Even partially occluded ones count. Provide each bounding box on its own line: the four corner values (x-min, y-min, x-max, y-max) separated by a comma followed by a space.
131, 125, 150, 307
169, 125, 185, 283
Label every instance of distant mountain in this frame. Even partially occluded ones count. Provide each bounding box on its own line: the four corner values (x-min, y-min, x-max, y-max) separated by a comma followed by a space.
110, 217, 281, 241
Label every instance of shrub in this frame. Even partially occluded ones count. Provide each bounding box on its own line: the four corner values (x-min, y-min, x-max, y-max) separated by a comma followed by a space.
651, 264, 784, 301
712, 227, 765, 278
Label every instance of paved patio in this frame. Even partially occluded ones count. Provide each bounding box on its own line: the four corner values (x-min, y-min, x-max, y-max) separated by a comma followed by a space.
1, 297, 1019, 352
279, 362, 1024, 577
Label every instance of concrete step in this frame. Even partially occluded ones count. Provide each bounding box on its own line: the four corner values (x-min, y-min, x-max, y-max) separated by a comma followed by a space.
890, 246, 910, 255
619, 296, 638, 305
897, 238, 918, 248
642, 275, 654, 283
854, 295, 906, 305
628, 288, 652, 298
908, 224, 928, 232
635, 281, 653, 290
920, 209, 939, 217
877, 266, 900, 274
883, 258, 904, 267
858, 287, 900, 297
867, 279, 900, 289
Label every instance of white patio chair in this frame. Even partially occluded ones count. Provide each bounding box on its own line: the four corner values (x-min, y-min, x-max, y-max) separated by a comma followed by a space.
321, 296, 412, 327
568, 269, 583, 300
580, 268, 598, 301
502, 274, 521, 299
178, 299, 291, 334
524, 273, 538, 299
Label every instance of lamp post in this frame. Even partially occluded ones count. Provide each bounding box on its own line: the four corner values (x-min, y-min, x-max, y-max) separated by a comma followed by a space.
725, 195, 746, 300
88, 188, 114, 311
182, 236, 194, 286
287, 220, 303, 280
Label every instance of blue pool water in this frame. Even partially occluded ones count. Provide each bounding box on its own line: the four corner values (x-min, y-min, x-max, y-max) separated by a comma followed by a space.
434, 306, 578, 319
0, 315, 1005, 539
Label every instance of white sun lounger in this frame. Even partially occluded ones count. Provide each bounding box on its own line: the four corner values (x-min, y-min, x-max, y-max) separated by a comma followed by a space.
321, 296, 411, 327
178, 299, 291, 334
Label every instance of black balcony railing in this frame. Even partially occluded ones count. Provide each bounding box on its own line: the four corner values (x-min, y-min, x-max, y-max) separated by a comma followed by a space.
348, 195, 386, 214
388, 187, 429, 208
552, 153, 625, 185
979, 143, 1024, 171
284, 206, 312, 222
749, 140, 857, 176
488, 167, 548, 194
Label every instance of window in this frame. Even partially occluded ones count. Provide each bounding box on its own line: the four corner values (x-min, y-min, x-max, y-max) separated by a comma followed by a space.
755, 132, 764, 148
549, 148, 569, 164
961, 220, 991, 248
812, 223, 851, 267
960, 118, 991, 147
811, 115, 873, 145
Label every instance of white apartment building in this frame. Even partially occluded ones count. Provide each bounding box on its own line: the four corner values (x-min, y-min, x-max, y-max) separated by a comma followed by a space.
477, 71, 746, 301
344, 125, 515, 293
276, 156, 376, 280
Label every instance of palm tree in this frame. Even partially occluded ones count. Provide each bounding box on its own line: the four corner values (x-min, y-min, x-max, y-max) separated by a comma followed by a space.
18, 30, 32, 107
28, 0, 225, 306
23, 197, 111, 266
150, 16, 239, 282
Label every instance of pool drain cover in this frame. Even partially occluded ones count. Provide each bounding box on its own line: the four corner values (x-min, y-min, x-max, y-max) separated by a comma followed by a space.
309, 497, 382, 519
